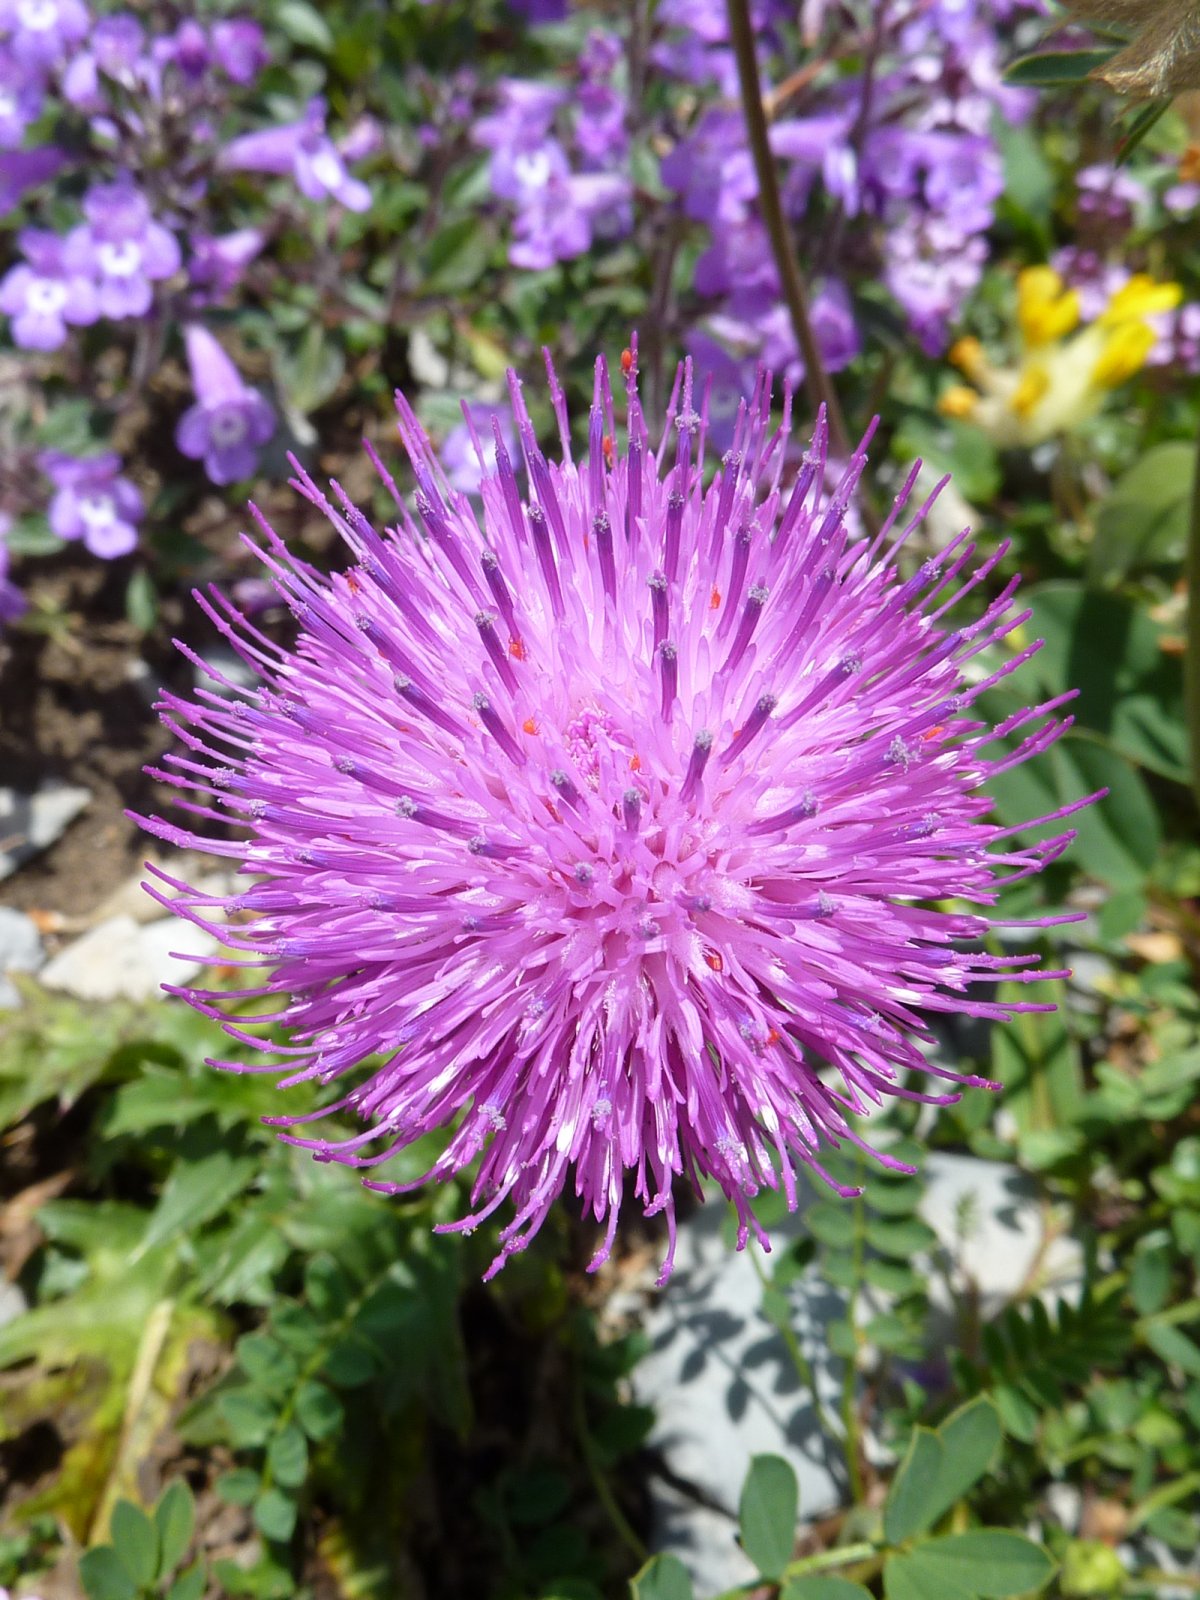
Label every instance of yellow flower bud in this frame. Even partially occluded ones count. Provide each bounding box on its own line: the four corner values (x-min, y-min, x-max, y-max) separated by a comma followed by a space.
938, 385, 980, 419
1011, 366, 1050, 418
1017, 266, 1080, 345
1100, 273, 1183, 326
1091, 321, 1157, 387
948, 337, 986, 380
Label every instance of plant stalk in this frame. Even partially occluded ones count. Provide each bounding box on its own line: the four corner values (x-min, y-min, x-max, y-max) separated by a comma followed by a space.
1187, 417, 1200, 814
725, 0, 852, 458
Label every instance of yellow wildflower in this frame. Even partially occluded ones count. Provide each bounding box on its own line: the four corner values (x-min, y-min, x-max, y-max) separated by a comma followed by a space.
938, 266, 1182, 447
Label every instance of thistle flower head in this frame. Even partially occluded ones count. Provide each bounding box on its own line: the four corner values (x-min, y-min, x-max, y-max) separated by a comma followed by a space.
142, 342, 1087, 1282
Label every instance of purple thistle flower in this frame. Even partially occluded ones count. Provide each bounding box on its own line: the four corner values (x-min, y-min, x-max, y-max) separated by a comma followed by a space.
141, 346, 1088, 1283
39, 450, 142, 558
64, 181, 181, 321
218, 97, 371, 213
176, 324, 275, 486
0, 228, 98, 350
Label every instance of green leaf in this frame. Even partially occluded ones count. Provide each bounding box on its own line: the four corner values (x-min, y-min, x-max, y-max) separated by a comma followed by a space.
1116, 99, 1172, 164
253, 1487, 298, 1544
862, 1258, 919, 1295
1018, 583, 1188, 783
154, 1480, 195, 1577
884, 1427, 944, 1545
423, 216, 494, 295
215, 1469, 261, 1507
807, 1202, 857, 1249
294, 1379, 345, 1441
167, 1563, 208, 1600
79, 1547, 138, 1600
1145, 1321, 1200, 1379
136, 1152, 258, 1259
111, 1500, 158, 1587
219, 1389, 279, 1449
321, 1335, 377, 1387
913, 1531, 1055, 1597
1005, 48, 1115, 86
864, 1217, 936, 1257
267, 1424, 309, 1489
273, 323, 345, 417
630, 1553, 694, 1600
738, 1454, 799, 1580
5, 511, 63, 556
1130, 1235, 1172, 1316
928, 1399, 1002, 1522
863, 1177, 924, 1216
883, 1552, 935, 1600
987, 732, 1162, 889
124, 568, 158, 634
1091, 444, 1194, 581
0, 985, 143, 1126
274, 0, 333, 51
237, 1333, 299, 1397
783, 1579, 874, 1600
992, 978, 1084, 1143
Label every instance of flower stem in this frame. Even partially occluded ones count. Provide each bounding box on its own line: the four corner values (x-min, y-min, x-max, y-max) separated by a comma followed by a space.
783, 1541, 877, 1580
725, 0, 852, 457
840, 1168, 867, 1503
572, 1367, 649, 1566
1187, 418, 1200, 814
748, 1247, 838, 1443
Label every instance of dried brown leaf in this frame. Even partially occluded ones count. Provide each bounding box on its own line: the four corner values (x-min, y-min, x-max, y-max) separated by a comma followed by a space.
1063, 0, 1200, 98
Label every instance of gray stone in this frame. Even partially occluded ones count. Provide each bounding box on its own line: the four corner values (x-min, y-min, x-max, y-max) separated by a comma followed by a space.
630, 1201, 849, 1597
630, 1152, 1084, 1596
919, 1151, 1082, 1313
0, 1279, 27, 1327
39, 913, 221, 1003
0, 783, 91, 881
0, 906, 44, 1008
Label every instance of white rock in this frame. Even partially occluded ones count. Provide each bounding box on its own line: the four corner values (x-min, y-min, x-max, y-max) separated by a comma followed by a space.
631, 1201, 849, 1597
0, 1279, 27, 1328
0, 906, 44, 1008
39, 914, 221, 1003
0, 783, 92, 881
920, 1151, 1083, 1312
632, 1152, 1084, 1596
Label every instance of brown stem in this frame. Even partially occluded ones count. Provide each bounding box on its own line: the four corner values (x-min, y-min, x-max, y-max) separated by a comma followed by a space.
725, 0, 852, 457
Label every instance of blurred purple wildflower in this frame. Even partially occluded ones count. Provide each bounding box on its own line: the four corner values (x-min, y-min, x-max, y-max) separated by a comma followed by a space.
60, 13, 146, 109
0, 228, 98, 350
211, 18, 267, 83
0, 145, 67, 209
0, 56, 43, 147
65, 182, 181, 320
0, 0, 88, 67
219, 97, 371, 212
442, 402, 520, 495
507, 0, 567, 18
176, 324, 275, 485
39, 451, 142, 558
143, 346, 1087, 1282
475, 77, 630, 268
187, 228, 265, 306
0, 515, 25, 627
